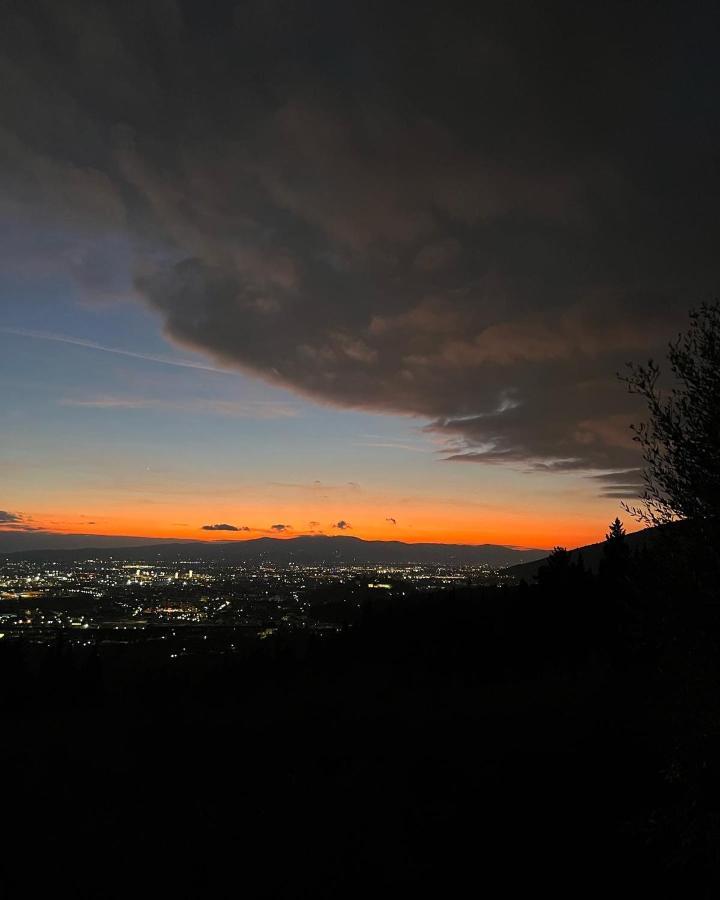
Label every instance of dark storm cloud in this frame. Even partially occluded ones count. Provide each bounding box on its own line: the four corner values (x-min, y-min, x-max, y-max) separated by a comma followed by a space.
201, 523, 248, 532
3, 0, 720, 487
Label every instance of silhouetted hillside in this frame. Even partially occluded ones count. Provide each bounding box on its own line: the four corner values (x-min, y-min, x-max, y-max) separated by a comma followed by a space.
505, 524, 669, 580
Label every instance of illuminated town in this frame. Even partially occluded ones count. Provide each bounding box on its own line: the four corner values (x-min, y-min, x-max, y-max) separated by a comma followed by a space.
0, 558, 507, 660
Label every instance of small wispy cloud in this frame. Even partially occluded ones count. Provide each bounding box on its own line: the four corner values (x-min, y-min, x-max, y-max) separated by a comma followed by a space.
61, 395, 298, 419
270, 480, 360, 492
332, 520, 352, 530
386, 517, 397, 525
271, 523, 291, 532
353, 440, 426, 452
1, 327, 236, 375
588, 469, 644, 499
62, 397, 149, 410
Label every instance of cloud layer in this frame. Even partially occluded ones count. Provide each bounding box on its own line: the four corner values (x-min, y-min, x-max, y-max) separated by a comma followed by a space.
3, 1, 720, 485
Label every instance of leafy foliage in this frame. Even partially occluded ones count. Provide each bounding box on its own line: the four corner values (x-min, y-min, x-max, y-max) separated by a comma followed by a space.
622, 302, 720, 525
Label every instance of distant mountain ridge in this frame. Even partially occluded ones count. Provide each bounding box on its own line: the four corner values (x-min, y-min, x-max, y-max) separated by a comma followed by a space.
0, 532, 185, 554
1, 534, 546, 568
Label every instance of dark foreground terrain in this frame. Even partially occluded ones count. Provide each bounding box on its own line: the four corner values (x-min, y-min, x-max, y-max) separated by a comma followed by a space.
2, 539, 719, 899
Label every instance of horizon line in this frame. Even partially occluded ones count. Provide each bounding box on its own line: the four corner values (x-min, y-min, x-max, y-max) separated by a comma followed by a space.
0, 530, 550, 552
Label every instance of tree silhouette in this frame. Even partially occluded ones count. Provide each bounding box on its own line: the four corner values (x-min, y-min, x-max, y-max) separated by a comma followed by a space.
606, 517, 625, 542
600, 518, 630, 584
622, 302, 720, 526
605, 518, 629, 560
536, 546, 580, 592
546, 546, 570, 572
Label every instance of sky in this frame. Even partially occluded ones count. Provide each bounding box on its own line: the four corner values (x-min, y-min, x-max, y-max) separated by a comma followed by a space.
2, 0, 720, 550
